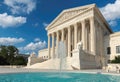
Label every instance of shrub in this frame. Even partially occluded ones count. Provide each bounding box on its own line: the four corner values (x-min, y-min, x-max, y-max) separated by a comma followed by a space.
110, 56, 120, 63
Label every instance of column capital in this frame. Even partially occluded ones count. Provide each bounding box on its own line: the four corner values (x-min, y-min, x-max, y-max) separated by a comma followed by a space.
67, 26, 71, 30
47, 33, 51, 36
73, 23, 77, 27
61, 28, 64, 41
89, 16, 94, 20
81, 19, 85, 24
52, 32, 55, 36
62, 28, 65, 32
68, 26, 71, 32
56, 30, 59, 33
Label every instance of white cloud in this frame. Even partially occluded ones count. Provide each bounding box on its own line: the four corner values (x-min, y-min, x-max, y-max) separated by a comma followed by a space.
34, 38, 40, 42
4, 0, 36, 14
109, 20, 117, 26
0, 37, 24, 45
19, 40, 47, 52
0, 13, 26, 28
43, 22, 49, 27
100, 0, 120, 26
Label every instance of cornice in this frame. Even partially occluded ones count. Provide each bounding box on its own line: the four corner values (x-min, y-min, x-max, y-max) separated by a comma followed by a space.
94, 7, 113, 33
46, 4, 96, 30
48, 7, 94, 30
110, 32, 120, 37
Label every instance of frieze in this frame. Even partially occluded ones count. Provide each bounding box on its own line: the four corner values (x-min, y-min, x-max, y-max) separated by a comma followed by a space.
51, 9, 86, 27
48, 8, 93, 34
47, 4, 96, 30
48, 8, 92, 29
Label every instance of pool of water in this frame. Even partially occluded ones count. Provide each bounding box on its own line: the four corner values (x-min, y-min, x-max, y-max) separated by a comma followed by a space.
0, 72, 119, 82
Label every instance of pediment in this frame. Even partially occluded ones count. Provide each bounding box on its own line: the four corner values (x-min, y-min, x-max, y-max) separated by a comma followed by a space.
46, 4, 96, 30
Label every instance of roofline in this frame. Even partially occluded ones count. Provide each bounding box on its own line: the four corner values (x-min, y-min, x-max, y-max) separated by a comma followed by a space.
46, 4, 96, 30
63, 4, 96, 12
94, 6, 113, 33
110, 32, 120, 37
46, 4, 113, 34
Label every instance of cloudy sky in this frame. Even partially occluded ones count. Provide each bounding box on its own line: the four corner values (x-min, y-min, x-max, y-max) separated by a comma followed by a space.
0, 0, 120, 54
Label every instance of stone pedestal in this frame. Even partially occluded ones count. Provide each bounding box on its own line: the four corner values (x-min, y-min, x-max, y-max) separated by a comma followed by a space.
72, 49, 80, 70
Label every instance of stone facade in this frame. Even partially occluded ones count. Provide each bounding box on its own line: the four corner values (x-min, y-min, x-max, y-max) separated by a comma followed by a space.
27, 52, 47, 66
28, 4, 120, 70
104, 32, 120, 60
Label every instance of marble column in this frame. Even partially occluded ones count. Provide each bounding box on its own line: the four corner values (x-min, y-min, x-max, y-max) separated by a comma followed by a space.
65, 31, 68, 56
90, 16, 96, 55
56, 31, 59, 58
99, 25, 104, 56
68, 27, 71, 57
62, 29, 64, 41
81, 20, 86, 50
99, 26, 105, 66
52, 33, 55, 58
48, 34, 51, 59
74, 23, 78, 49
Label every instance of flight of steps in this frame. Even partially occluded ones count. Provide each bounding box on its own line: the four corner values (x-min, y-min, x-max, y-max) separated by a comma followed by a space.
26, 57, 73, 70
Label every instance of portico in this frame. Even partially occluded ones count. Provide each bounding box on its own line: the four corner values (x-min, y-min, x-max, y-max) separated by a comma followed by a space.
34, 4, 113, 70
47, 17, 96, 59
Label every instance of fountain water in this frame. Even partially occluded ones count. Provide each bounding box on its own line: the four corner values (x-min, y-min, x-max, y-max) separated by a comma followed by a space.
58, 41, 67, 72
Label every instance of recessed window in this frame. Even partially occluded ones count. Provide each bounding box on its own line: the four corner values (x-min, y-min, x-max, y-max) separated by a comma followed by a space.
107, 47, 111, 55
116, 46, 120, 53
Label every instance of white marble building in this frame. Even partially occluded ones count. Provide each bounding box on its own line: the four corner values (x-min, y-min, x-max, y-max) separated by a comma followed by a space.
104, 32, 120, 60
27, 4, 120, 70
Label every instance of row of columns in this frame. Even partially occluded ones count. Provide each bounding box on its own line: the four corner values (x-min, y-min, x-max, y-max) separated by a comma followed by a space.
48, 16, 96, 59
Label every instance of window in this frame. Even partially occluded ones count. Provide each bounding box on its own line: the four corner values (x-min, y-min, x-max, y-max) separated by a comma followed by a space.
107, 47, 111, 54
116, 46, 120, 53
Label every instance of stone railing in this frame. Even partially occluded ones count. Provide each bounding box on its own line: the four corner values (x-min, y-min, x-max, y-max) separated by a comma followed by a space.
0, 65, 25, 68
27, 56, 47, 66
106, 64, 120, 73
84, 49, 95, 55
72, 48, 98, 70
80, 49, 97, 69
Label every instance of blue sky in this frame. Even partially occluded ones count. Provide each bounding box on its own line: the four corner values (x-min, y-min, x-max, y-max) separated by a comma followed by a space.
0, 0, 120, 55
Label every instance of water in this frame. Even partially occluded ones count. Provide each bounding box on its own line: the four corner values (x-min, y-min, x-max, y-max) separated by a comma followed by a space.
0, 72, 120, 82
58, 41, 66, 72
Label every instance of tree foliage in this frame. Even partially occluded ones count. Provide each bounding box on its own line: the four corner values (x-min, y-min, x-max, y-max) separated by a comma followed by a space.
110, 56, 120, 63
0, 45, 27, 65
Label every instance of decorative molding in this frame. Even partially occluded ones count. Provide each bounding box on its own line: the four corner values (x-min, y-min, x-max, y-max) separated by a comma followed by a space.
48, 8, 93, 35
51, 9, 86, 27
46, 4, 96, 30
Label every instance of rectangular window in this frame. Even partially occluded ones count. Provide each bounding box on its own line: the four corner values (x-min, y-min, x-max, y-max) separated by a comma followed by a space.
107, 47, 111, 55
116, 46, 120, 53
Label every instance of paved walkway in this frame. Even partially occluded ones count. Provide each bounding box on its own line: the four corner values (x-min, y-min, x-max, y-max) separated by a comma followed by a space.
0, 67, 120, 76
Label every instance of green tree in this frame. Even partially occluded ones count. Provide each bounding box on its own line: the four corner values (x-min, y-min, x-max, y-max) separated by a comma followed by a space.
13, 56, 27, 65
6, 46, 19, 65
0, 45, 27, 65
111, 56, 120, 63
0, 56, 8, 65
0, 46, 8, 59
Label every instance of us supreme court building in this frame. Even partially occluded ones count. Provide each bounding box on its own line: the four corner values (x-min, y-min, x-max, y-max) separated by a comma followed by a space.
35, 4, 120, 69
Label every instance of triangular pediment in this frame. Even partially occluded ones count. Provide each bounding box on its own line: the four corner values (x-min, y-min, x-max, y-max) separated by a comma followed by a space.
46, 4, 96, 30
